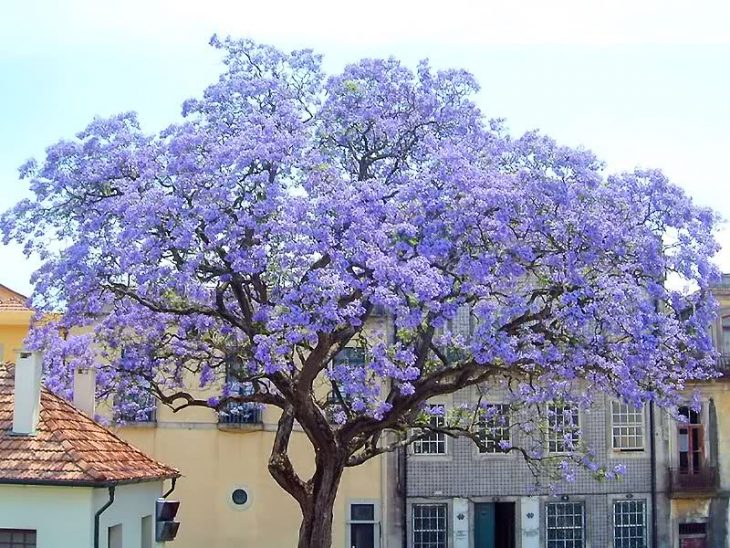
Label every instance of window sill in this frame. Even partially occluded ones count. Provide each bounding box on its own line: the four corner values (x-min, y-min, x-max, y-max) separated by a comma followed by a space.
118, 421, 157, 429
217, 422, 265, 433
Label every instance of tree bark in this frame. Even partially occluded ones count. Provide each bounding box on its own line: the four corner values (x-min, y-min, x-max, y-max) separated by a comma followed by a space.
296, 453, 345, 548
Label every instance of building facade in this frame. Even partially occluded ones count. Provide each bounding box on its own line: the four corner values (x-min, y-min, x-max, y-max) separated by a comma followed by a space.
400, 388, 672, 548
397, 279, 730, 548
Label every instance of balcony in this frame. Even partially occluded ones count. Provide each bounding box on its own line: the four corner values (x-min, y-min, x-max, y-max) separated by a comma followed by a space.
668, 466, 718, 498
717, 355, 730, 378
217, 401, 263, 431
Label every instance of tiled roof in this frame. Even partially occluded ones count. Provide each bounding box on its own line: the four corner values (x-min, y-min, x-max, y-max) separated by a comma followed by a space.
0, 284, 30, 311
0, 365, 179, 486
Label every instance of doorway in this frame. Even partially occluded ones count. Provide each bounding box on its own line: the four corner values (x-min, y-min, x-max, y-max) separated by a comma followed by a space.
474, 502, 516, 548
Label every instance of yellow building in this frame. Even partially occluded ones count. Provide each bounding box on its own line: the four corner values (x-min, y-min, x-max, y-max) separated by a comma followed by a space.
0, 284, 33, 362
0, 284, 388, 548
119, 396, 387, 548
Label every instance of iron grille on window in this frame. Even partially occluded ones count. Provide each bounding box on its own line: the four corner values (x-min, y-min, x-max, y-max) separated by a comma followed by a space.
218, 360, 262, 424
546, 502, 584, 548
547, 403, 581, 453
325, 348, 366, 421
412, 504, 447, 548
613, 500, 647, 548
412, 405, 447, 455
0, 529, 36, 548
478, 404, 510, 453
611, 402, 645, 452
116, 389, 157, 423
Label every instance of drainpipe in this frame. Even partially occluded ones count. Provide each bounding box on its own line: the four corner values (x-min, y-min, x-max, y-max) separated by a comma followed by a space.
94, 485, 116, 548
649, 401, 658, 548
401, 445, 408, 548
162, 477, 177, 498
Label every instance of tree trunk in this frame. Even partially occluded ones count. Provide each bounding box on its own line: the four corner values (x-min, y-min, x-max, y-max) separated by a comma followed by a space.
296, 454, 345, 548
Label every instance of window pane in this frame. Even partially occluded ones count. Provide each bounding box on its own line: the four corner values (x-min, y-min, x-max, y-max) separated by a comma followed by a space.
350, 523, 375, 548
611, 402, 645, 451
413, 504, 447, 548
478, 404, 510, 454
412, 405, 447, 455
547, 404, 581, 453
351, 503, 375, 521
546, 503, 584, 548
613, 500, 647, 548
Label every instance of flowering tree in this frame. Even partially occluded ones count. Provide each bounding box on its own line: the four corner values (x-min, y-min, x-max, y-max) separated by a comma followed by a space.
1, 37, 719, 547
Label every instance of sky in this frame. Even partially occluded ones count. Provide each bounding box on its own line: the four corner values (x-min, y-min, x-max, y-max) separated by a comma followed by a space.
1, 0, 730, 295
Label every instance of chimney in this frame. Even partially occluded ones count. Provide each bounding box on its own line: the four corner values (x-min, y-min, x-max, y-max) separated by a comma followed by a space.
73, 368, 96, 418
12, 351, 43, 435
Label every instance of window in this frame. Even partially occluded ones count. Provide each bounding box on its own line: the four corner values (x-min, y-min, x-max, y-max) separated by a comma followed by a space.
547, 404, 581, 453
546, 502, 584, 548
218, 360, 261, 424
412, 405, 447, 455
613, 500, 647, 548
678, 406, 704, 474
0, 530, 36, 548
478, 404, 510, 453
108, 524, 122, 548
348, 502, 378, 548
412, 504, 447, 548
116, 389, 156, 422
326, 348, 366, 422
611, 402, 645, 452
333, 347, 366, 367
678, 522, 707, 548
141, 516, 152, 548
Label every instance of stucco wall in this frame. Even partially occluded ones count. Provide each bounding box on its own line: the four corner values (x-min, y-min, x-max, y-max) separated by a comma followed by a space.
0, 482, 168, 548
119, 425, 382, 548
95, 482, 167, 548
0, 321, 30, 361
0, 484, 94, 547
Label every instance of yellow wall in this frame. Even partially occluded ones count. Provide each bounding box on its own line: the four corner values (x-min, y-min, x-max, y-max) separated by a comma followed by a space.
120, 423, 382, 548
0, 321, 31, 362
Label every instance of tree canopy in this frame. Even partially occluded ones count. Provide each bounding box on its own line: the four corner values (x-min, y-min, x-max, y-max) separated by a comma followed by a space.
1, 36, 719, 547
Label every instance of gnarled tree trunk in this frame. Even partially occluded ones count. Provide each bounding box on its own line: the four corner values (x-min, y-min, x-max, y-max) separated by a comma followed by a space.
297, 453, 345, 548
268, 406, 347, 548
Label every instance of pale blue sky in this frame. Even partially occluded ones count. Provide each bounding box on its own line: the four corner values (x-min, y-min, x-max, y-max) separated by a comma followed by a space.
2, 0, 730, 295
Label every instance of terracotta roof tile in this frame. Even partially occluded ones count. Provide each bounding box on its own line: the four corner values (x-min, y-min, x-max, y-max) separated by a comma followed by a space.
0, 284, 30, 311
0, 364, 179, 485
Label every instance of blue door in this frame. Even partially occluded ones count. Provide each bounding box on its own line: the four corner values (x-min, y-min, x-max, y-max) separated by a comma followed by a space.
474, 503, 495, 548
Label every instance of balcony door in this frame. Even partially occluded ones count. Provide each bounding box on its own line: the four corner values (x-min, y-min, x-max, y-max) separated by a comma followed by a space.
678, 407, 703, 475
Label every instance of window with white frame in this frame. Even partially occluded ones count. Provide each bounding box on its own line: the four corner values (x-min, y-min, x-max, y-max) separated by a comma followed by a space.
478, 404, 511, 453
613, 500, 647, 548
611, 401, 645, 452
547, 403, 581, 453
412, 405, 447, 455
546, 502, 584, 548
348, 502, 378, 548
412, 504, 447, 548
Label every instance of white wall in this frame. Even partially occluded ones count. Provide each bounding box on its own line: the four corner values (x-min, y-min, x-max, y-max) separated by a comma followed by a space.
95, 481, 167, 548
0, 480, 168, 548
0, 484, 94, 547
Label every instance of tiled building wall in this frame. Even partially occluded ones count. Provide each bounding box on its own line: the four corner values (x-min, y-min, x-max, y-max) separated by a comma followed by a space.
406, 377, 671, 547
408, 391, 661, 497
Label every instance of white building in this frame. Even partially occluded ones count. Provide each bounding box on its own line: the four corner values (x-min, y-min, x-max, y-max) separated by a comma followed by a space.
0, 352, 180, 548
